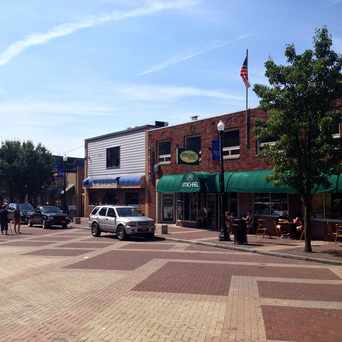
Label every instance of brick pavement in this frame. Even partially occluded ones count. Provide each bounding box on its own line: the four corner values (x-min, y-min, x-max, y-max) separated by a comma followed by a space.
0, 226, 341, 341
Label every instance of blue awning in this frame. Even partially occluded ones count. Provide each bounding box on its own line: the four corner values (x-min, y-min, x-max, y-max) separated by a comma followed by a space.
83, 174, 144, 188
117, 175, 144, 186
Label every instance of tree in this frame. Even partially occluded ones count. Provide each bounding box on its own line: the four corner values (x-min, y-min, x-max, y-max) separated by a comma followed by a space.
254, 27, 342, 252
0, 140, 54, 203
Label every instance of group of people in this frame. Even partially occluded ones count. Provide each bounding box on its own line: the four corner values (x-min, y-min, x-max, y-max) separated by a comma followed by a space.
0, 204, 22, 235
275, 215, 304, 239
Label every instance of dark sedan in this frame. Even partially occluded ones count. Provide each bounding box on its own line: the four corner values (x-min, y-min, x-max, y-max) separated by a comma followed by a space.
27, 206, 71, 229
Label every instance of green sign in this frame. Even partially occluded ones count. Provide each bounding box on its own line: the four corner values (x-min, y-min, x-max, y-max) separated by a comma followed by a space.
177, 148, 199, 165
180, 173, 201, 191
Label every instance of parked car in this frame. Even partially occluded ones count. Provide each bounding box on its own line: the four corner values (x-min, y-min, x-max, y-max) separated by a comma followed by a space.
27, 206, 71, 228
89, 205, 155, 240
6, 202, 34, 224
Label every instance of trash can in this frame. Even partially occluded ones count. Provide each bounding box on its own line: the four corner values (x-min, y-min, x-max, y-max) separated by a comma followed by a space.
161, 224, 168, 234
234, 219, 248, 244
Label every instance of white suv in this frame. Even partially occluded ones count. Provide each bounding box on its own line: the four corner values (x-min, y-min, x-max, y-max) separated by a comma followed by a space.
89, 205, 155, 240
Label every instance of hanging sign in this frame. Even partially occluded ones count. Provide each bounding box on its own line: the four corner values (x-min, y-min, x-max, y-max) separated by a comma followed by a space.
177, 148, 199, 165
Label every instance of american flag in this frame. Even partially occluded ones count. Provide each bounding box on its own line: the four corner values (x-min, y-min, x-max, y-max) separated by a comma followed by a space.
240, 54, 250, 88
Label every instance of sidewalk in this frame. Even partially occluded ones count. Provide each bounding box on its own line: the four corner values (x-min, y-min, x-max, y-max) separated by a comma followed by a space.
72, 218, 342, 265
155, 223, 342, 266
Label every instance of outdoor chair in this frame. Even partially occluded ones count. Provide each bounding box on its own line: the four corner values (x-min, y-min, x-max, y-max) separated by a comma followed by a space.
333, 223, 342, 243
255, 219, 270, 238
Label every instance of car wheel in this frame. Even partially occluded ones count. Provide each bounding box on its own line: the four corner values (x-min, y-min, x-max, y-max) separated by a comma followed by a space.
117, 225, 127, 241
42, 220, 49, 229
28, 218, 33, 227
91, 223, 101, 237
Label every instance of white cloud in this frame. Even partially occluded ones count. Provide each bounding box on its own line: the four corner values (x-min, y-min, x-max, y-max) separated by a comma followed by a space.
0, 0, 198, 67
139, 34, 252, 76
116, 84, 243, 101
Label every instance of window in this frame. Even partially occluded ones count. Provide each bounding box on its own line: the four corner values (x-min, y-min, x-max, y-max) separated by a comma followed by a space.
125, 192, 139, 205
158, 141, 171, 164
222, 130, 240, 159
98, 207, 107, 216
106, 146, 120, 168
106, 208, 116, 217
90, 207, 100, 215
254, 193, 288, 217
185, 136, 201, 154
256, 135, 278, 154
332, 122, 341, 139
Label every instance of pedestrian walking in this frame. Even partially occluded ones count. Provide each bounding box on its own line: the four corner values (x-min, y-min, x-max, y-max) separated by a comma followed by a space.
13, 205, 21, 234
0, 205, 9, 235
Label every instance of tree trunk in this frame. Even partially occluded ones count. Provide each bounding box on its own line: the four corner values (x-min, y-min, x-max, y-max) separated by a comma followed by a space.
302, 195, 313, 253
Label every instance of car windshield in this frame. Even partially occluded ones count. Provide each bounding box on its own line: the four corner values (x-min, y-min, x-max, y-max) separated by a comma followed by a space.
19, 203, 34, 211
41, 206, 63, 214
116, 207, 143, 217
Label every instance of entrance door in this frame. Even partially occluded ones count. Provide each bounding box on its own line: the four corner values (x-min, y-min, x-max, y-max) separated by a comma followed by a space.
161, 193, 174, 222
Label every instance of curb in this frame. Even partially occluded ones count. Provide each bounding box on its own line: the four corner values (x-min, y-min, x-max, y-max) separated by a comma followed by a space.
72, 224, 342, 266
157, 234, 342, 266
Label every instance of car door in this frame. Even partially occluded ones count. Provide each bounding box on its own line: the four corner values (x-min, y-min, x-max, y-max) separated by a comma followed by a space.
105, 208, 117, 233
32, 208, 42, 224
97, 207, 108, 231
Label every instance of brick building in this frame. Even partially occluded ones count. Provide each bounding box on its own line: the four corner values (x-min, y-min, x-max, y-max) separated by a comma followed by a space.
146, 108, 342, 239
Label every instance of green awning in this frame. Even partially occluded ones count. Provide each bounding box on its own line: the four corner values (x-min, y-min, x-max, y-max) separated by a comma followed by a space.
315, 174, 342, 193
157, 172, 218, 193
224, 170, 296, 193
157, 170, 342, 194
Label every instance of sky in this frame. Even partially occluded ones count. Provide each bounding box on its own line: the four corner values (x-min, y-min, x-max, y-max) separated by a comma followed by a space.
0, 0, 341, 157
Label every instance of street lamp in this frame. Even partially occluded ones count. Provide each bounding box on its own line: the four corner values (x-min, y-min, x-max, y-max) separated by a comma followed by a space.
217, 120, 230, 241
63, 154, 68, 213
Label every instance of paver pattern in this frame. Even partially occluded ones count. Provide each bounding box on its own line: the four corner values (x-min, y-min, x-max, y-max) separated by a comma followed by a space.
0, 226, 342, 341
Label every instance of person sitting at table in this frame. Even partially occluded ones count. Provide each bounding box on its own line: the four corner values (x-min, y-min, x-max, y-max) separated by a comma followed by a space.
276, 216, 290, 238
293, 216, 304, 239
242, 211, 254, 234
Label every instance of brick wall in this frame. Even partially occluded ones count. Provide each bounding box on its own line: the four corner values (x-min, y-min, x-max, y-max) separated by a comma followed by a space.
146, 108, 270, 220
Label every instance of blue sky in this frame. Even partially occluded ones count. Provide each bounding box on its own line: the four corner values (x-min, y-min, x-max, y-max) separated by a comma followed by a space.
0, 0, 341, 157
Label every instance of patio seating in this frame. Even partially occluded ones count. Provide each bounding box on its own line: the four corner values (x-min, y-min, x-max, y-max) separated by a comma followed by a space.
256, 219, 271, 238
332, 223, 342, 243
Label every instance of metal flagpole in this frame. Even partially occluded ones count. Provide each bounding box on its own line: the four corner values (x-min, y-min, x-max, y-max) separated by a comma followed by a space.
245, 49, 250, 148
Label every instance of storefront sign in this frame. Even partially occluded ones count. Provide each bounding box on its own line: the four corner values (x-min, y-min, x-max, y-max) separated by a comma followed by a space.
180, 174, 201, 191
177, 148, 199, 165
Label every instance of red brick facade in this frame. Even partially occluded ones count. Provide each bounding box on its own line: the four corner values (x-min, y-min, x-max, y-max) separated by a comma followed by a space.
145, 108, 270, 221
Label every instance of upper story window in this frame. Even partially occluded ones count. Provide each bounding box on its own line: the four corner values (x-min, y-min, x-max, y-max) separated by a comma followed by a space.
332, 122, 341, 139
158, 141, 171, 165
106, 146, 120, 169
222, 130, 240, 160
256, 135, 278, 155
185, 136, 201, 155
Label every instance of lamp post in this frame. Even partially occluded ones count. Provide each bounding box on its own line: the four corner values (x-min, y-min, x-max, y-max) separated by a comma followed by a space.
63, 154, 68, 213
217, 120, 230, 241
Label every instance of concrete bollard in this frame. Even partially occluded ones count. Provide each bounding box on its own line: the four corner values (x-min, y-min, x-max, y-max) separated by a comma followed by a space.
161, 224, 168, 234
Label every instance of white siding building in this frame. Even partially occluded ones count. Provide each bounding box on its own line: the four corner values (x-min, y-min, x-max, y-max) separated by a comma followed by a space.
83, 123, 166, 215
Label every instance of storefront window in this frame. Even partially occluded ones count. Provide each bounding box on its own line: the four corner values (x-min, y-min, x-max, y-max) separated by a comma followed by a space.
176, 193, 199, 221
161, 193, 174, 222
254, 193, 288, 217
125, 192, 139, 205
312, 194, 325, 218
331, 193, 342, 218
227, 192, 238, 215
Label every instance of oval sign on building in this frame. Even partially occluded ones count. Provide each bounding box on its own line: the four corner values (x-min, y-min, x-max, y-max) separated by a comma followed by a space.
177, 148, 199, 165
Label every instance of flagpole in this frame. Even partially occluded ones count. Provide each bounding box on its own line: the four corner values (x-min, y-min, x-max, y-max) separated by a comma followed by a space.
245, 49, 250, 148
